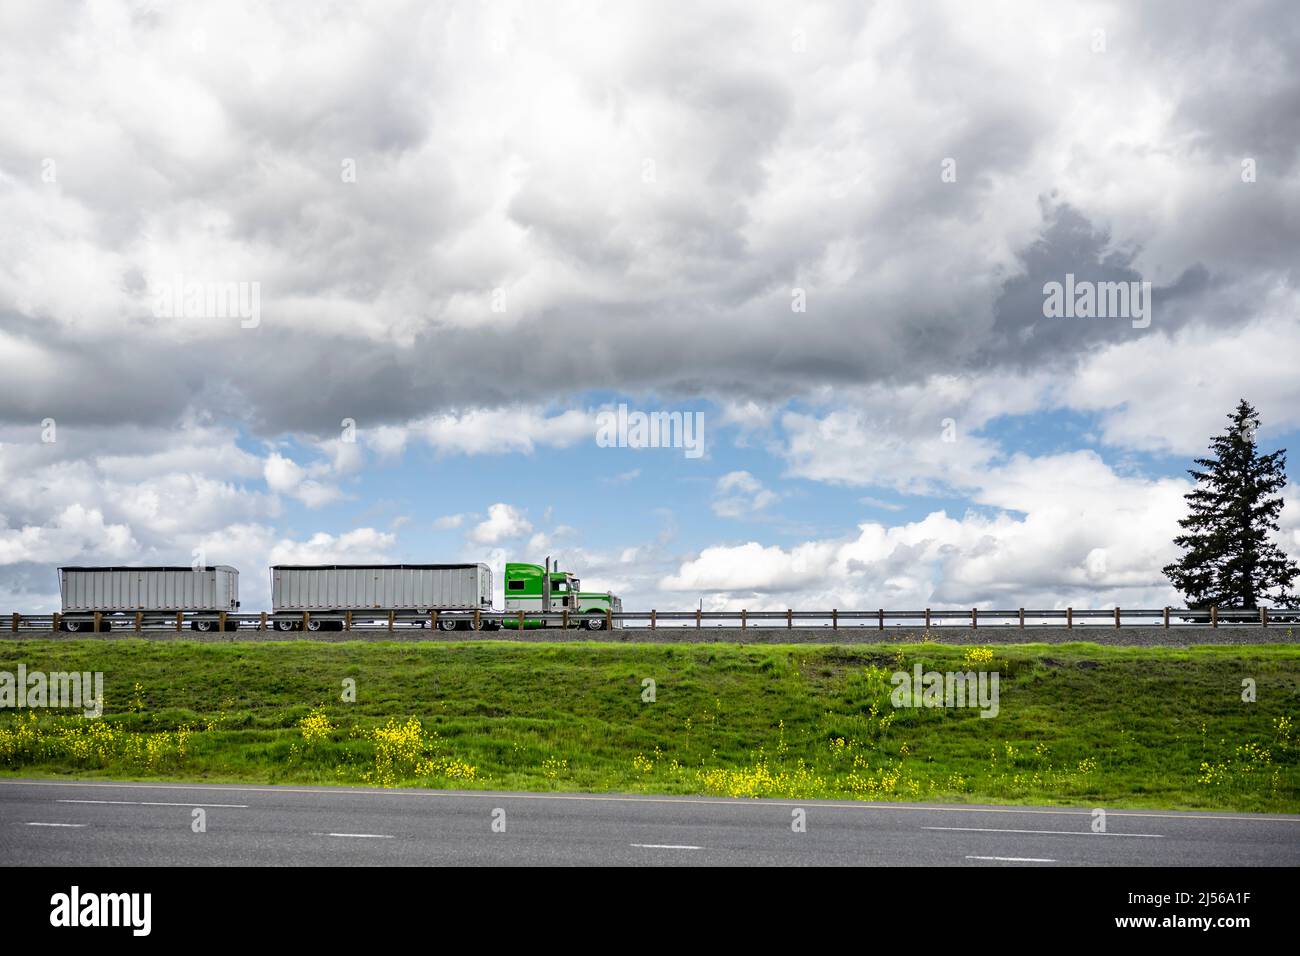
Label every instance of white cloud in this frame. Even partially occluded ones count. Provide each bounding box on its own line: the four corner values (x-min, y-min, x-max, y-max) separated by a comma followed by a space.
263, 453, 305, 494
712, 471, 779, 518
1058, 311, 1300, 455
111, 473, 279, 537
319, 437, 366, 475
0, 504, 136, 566
365, 425, 409, 458
778, 372, 1050, 492
95, 433, 264, 482
665, 452, 1193, 610
859, 496, 904, 512
662, 540, 838, 594
419, 408, 594, 456
468, 503, 533, 545
262, 451, 342, 508
269, 528, 396, 566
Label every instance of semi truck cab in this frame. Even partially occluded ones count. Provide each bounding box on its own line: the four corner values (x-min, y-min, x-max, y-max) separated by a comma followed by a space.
503, 561, 618, 629
503, 562, 575, 628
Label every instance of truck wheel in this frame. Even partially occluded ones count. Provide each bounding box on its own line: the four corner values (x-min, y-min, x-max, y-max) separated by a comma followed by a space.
63, 619, 84, 632
437, 618, 459, 632
306, 619, 323, 632
274, 619, 296, 632
192, 620, 215, 632
585, 614, 605, 631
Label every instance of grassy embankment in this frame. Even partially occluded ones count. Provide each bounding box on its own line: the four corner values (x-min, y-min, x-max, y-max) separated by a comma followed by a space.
0, 639, 1296, 812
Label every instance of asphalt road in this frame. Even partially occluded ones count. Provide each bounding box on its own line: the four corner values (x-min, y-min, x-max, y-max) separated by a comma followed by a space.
1, 779, 1296, 866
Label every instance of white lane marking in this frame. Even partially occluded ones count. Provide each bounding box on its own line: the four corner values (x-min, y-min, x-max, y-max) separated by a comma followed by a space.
313, 832, 394, 839
26, 822, 88, 827
966, 855, 1056, 863
630, 843, 703, 850
7, 781, 1297, 825
59, 799, 248, 808
925, 826, 1162, 838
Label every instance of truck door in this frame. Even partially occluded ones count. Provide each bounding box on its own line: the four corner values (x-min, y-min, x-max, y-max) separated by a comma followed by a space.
549, 577, 568, 615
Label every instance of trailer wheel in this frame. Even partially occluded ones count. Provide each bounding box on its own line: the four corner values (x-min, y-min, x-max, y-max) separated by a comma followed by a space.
274, 619, 296, 632
306, 618, 323, 632
192, 620, 215, 632
63, 619, 84, 632
584, 613, 605, 631
437, 617, 459, 632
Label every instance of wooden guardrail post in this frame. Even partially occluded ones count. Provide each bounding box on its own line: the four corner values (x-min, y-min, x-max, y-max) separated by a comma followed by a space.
94, 611, 103, 633
261, 612, 268, 632
431, 609, 437, 630
11, 612, 18, 633
741, 609, 747, 630
561, 608, 568, 631
1114, 607, 1121, 629
1261, 607, 1268, 628
176, 611, 182, 633
134, 612, 143, 633
1066, 607, 1073, 629
474, 609, 481, 631
1163, 607, 1169, 628
878, 608, 884, 630
1210, 606, 1218, 629
385, 611, 393, 633
1018, 608, 1025, 629
651, 609, 656, 630
832, 608, 838, 630
219, 611, 227, 633
695, 608, 701, 629
605, 607, 612, 631
971, 607, 977, 630
924, 608, 930, 628
518, 611, 525, 631
787, 608, 793, 629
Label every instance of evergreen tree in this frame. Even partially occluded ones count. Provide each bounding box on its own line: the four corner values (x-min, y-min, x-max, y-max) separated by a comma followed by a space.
1164, 400, 1297, 609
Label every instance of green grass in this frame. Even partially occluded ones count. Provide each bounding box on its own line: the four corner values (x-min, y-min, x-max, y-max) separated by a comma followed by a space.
1, 639, 1297, 811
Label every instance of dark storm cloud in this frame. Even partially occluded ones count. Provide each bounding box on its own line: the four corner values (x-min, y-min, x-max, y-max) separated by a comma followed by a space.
1136, 0, 1300, 170
2, 0, 1298, 437
979, 203, 1214, 369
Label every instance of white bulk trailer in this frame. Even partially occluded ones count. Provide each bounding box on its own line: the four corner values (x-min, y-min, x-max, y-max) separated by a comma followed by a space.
59, 566, 241, 613
270, 564, 494, 630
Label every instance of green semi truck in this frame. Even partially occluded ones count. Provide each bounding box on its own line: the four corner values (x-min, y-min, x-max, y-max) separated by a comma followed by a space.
503, 560, 623, 630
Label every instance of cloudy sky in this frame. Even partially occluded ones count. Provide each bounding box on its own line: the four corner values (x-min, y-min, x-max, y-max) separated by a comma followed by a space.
2, 0, 1298, 613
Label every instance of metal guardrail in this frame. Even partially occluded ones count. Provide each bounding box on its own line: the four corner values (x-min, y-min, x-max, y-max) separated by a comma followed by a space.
5, 605, 1300, 634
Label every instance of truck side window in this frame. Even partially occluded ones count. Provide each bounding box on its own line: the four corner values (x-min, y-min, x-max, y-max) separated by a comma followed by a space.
507, 580, 525, 591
